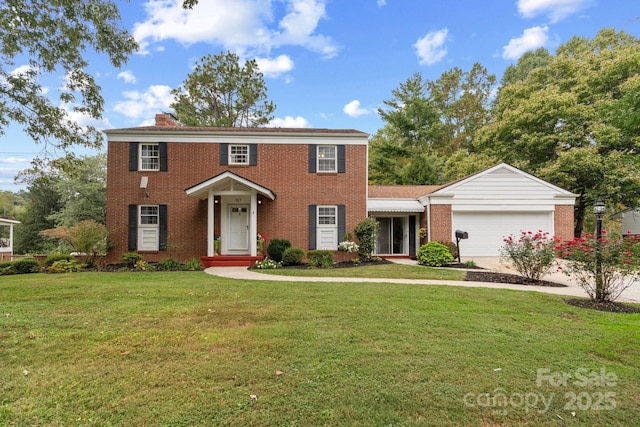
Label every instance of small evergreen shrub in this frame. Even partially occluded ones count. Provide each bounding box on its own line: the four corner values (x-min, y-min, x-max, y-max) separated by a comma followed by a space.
307, 250, 334, 268
417, 242, 454, 267
354, 217, 378, 260
267, 239, 291, 263
158, 257, 182, 271
12, 258, 40, 274
121, 252, 143, 268
45, 253, 73, 267
282, 247, 305, 266
49, 259, 80, 273
0, 261, 15, 275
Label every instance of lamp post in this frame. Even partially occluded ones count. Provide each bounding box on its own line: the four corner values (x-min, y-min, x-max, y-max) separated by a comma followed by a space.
594, 199, 606, 301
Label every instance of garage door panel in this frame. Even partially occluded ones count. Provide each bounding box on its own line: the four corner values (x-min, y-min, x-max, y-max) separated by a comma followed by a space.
452, 212, 552, 257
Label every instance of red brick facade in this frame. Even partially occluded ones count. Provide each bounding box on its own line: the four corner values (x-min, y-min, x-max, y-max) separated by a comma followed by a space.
554, 204, 575, 241
105, 117, 369, 263
428, 204, 453, 243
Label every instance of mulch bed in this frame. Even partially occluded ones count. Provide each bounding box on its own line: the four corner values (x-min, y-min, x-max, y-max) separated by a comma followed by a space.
463, 270, 566, 287
564, 298, 640, 314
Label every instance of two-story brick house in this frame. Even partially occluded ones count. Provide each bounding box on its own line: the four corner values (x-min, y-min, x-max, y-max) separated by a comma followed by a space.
106, 113, 576, 266
105, 113, 369, 266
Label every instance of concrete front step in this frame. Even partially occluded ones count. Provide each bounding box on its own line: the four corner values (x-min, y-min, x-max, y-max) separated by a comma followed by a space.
200, 255, 264, 268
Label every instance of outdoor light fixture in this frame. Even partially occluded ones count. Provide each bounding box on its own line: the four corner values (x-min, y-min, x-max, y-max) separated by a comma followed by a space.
140, 176, 149, 198
594, 198, 606, 300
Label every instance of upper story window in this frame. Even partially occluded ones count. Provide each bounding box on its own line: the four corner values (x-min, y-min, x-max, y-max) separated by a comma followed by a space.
230, 145, 249, 165
139, 143, 160, 171
139, 205, 159, 225
317, 145, 337, 172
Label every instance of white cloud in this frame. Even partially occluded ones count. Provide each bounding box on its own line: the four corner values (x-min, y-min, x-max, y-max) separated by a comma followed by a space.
0, 157, 30, 165
117, 70, 137, 84
113, 85, 174, 120
10, 65, 32, 76
517, 0, 593, 23
343, 100, 371, 117
414, 28, 448, 66
133, 0, 338, 58
255, 55, 295, 78
266, 116, 310, 128
502, 26, 549, 60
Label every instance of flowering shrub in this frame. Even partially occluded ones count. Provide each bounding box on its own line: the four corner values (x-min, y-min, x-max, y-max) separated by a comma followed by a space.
338, 240, 359, 253
500, 231, 558, 281
556, 232, 640, 302
254, 258, 281, 269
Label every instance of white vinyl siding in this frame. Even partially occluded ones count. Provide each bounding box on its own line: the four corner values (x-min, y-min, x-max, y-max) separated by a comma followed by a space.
139, 143, 159, 171
317, 146, 337, 172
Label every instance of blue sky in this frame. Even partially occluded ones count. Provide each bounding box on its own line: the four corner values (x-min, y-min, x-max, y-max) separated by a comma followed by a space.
1, 0, 639, 192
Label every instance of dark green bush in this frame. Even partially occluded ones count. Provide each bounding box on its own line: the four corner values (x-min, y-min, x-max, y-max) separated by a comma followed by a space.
438, 241, 458, 260
158, 257, 182, 271
417, 242, 454, 267
183, 258, 203, 271
45, 253, 73, 267
307, 250, 334, 268
0, 261, 15, 275
354, 217, 378, 260
267, 239, 291, 263
121, 252, 143, 268
282, 247, 305, 266
12, 258, 40, 274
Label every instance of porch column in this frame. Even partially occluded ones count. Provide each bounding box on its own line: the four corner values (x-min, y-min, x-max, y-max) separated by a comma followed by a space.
250, 190, 257, 256
207, 188, 215, 257
9, 223, 14, 260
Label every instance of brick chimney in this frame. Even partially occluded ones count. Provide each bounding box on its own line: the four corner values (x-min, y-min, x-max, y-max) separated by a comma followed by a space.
155, 113, 179, 127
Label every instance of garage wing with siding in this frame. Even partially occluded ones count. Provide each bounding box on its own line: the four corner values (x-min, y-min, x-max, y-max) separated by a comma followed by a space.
424, 164, 576, 257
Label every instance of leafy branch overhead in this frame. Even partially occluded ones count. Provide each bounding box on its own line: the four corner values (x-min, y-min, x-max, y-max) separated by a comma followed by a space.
170, 51, 276, 127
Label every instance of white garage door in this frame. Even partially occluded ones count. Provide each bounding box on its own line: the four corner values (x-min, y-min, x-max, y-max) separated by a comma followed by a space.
452, 212, 553, 257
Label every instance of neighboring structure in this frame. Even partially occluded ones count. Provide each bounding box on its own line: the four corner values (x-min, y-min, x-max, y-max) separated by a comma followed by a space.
610, 208, 640, 235
0, 218, 20, 262
105, 114, 577, 265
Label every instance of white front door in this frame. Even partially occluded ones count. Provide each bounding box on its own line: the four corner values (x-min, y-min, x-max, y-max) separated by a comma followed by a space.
228, 205, 249, 251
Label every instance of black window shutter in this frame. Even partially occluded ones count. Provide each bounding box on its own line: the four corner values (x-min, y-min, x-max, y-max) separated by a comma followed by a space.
159, 204, 168, 251
308, 145, 317, 173
337, 145, 346, 173
409, 216, 416, 256
129, 143, 138, 171
249, 144, 257, 166
338, 205, 346, 241
308, 205, 317, 250
128, 204, 137, 251
159, 142, 168, 171
220, 144, 228, 166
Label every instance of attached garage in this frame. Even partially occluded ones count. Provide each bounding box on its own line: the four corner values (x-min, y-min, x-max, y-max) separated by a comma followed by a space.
451, 211, 553, 257
368, 164, 576, 258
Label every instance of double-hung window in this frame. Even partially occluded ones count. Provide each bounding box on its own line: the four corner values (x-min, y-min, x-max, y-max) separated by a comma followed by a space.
230, 145, 249, 165
139, 143, 160, 171
317, 146, 337, 172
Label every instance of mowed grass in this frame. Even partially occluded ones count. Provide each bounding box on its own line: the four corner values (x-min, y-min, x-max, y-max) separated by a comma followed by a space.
255, 262, 467, 280
1, 272, 639, 426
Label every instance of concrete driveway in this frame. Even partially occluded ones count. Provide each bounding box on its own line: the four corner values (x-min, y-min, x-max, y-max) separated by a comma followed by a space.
206, 256, 640, 304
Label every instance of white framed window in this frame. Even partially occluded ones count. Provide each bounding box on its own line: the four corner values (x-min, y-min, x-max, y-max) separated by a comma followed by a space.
139, 143, 159, 171
230, 145, 249, 165
138, 205, 159, 250
317, 205, 338, 250
317, 145, 337, 172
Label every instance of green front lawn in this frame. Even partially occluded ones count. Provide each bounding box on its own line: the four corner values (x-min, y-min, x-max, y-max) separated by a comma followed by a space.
1, 272, 638, 426
255, 262, 467, 280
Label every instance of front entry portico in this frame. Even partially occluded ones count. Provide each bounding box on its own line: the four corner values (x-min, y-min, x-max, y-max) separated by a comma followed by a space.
185, 171, 275, 264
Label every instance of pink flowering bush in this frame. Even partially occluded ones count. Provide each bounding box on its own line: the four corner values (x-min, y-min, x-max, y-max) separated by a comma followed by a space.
556, 231, 640, 302
500, 231, 559, 281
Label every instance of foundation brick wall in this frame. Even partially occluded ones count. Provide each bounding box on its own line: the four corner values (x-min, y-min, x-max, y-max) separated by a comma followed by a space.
106, 135, 368, 263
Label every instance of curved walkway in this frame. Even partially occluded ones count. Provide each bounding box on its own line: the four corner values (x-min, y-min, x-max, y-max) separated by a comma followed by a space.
204, 257, 640, 303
